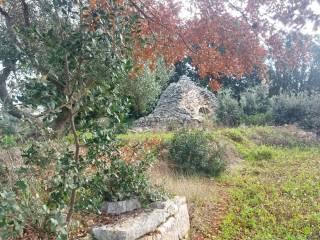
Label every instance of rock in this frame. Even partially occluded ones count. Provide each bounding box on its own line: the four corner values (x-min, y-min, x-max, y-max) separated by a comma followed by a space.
101, 198, 142, 215
92, 196, 190, 240
77, 235, 95, 240
133, 76, 216, 130
139, 197, 190, 240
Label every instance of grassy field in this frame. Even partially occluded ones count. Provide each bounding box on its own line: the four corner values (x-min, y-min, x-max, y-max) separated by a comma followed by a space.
121, 126, 320, 240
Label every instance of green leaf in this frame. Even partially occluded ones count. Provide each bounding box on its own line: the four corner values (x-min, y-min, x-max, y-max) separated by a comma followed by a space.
15, 180, 28, 192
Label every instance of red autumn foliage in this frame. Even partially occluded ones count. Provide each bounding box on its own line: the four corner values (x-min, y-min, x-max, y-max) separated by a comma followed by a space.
64, 0, 320, 82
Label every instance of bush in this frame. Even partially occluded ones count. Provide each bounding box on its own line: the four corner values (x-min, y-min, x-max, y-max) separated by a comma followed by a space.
239, 86, 273, 126
122, 58, 172, 117
168, 130, 226, 176
271, 92, 308, 125
241, 112, 273, 126
246, 146, 274, 161
0, 190, 26, 239
87, 155, 165, 204
271, 92, 320, 133
0, 112, 20, 136
216, 89, 242, 127
240, 86, 271, 115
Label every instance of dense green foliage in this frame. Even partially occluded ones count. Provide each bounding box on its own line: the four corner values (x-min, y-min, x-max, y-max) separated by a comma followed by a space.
168, 130, 226, 176
216, 85, 320, 131
87, 156, 164, 203
272, 92, 320, 133
0, 1, 161, 239
240, 86, 271, 116
216, 89, 242, 127
239, 86, 273, 126
0, 112, 20, 135
122, 58, 172, 118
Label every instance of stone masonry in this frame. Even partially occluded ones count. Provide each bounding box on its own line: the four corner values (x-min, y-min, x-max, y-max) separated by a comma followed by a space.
133, 75, 217, 130
92, 196, 190, 240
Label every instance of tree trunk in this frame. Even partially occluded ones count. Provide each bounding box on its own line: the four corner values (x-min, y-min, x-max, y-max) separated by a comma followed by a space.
66, 110, 80, 224
52, 107, 70, 135
0, 65, 22, 119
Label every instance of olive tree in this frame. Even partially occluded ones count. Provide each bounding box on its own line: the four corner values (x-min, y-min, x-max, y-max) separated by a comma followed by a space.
0, 0, 141, 238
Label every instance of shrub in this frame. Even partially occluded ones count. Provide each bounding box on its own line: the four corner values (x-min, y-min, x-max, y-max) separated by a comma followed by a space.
271, 92, 308, 125
0, 112, 20, 136
246, 146, 274, 161
241, 112, 273, 126
0, 190, 25, 239
240, 86, 271, 115
168, 130, 226, 176
271, 92, 320, 133
216, 89, 242, 127
225, 129, 245, 143
121, 58, 172, 117
0, 180, 67, 239
216, 86, 274, 127
238, 86, 273, 126
87, 155, 165, 204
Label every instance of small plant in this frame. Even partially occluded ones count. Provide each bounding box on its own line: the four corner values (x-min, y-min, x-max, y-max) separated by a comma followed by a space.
168, 130, 226, 176
241, 112, 273, 126
166, 119, 181, 131
246, 146, 274, 161
0, 190, 25, 239
0, 112, 20, 136
0, 135, 17, 148
240, 86, 271, 116
121, 58, 172, 117
216, 89, 242, 127
88, 154, 165, 204
225, 129, 245, 143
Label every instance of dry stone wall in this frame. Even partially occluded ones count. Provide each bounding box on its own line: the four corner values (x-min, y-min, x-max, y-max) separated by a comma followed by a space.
92, 196, 190, 240
133, 76, 217, 130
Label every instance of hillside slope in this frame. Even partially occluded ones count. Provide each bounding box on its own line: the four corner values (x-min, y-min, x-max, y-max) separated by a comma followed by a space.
120, 126, 320, 239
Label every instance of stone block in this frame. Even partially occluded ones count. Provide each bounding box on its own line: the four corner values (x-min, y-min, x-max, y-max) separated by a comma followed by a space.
142, 198, 189, 240
101, 198, 141, 215
92, 197, 189, 240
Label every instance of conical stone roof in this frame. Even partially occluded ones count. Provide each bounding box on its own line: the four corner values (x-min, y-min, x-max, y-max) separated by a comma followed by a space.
133, 75, 217, 130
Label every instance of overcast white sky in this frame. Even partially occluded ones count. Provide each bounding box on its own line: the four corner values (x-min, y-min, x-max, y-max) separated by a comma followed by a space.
179, 0, 320, 36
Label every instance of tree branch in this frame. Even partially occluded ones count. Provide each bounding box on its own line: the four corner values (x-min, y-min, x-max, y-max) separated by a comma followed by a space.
0, 6, 10, 21
0, 64, 22, 119
128, 0, 196, 54
19, 0, 31, 27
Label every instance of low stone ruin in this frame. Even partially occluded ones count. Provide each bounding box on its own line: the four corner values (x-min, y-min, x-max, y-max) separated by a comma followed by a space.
133, 75, 217, 130
92, 196, 190, 240
101, 198, 142, 215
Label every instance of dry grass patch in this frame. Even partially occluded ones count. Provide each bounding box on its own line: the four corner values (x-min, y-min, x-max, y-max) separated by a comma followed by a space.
149, 161, 232, 239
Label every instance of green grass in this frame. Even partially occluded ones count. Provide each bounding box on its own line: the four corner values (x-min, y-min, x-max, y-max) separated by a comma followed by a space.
119, 126, 320, 239
217, 146, 320, 240
117, 131, 173, 142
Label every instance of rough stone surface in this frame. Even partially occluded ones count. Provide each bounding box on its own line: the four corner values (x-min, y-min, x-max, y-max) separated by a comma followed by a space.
138, 197, 190, 240
101, 199, 142, 215
92, 196, 190, 240
133, 75, 217, 130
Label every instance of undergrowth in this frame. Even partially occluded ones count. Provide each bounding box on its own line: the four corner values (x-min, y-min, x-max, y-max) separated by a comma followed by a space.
120, 126, 320, 239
